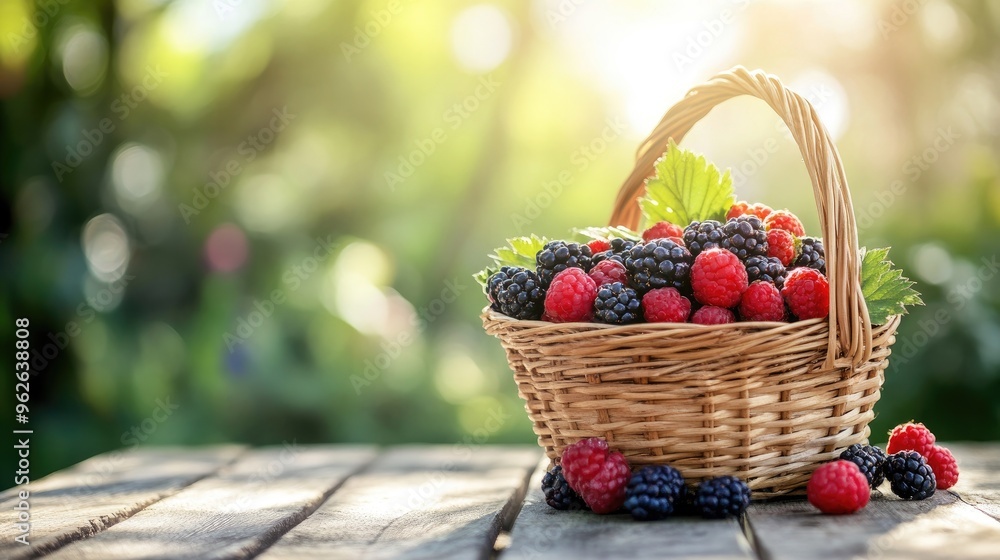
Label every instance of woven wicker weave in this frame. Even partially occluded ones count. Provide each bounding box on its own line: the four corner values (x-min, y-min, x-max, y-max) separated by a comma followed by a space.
482, 67, 900, 497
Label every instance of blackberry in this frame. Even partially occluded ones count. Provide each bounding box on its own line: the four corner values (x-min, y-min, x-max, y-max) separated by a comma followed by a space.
591, 237, 636, 265
683, 220, 725, 256
694, 476, 751, 519
488, 267, 545, 320
536, 241, 592, 287
541, 465, 586, 511
594, 282, 642, 325
624, 239, 693, 294
840, 444, 887, 489
720, 215, 768, 262
884, 451, 936, 500
624, 465, 687, 521
793, 237, 826, 274
744, 256, 787, 289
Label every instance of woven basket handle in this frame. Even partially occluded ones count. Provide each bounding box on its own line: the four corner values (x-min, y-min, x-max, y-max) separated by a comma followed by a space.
610, 66, 871, 367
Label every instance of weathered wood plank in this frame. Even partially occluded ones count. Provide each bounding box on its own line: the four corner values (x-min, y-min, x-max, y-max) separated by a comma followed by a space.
500, 458, 755, 560
258, 445, 541, 560
43, 445, 377, 560
0, 446, 244, 560
746, 489, 1000, 559
947, 443, 1000, 522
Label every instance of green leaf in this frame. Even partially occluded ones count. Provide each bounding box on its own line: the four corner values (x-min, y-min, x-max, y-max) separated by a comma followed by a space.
860, 247, 924, 325
473, 234, 550, 289
639, 139, 735, 228
572, 225, 641, 243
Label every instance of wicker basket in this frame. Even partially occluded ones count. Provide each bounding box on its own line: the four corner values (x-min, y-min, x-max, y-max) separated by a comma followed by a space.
481, 67, 901, 498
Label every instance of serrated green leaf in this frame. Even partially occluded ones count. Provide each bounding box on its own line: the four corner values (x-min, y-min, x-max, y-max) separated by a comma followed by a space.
860, 246, 924, 325
572, 225, 641, 243
639, 139, 735, 228
473, 234, 550, 290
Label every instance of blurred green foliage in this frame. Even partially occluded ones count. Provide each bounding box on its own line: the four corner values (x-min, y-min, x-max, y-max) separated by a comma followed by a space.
1, 0, 999, 479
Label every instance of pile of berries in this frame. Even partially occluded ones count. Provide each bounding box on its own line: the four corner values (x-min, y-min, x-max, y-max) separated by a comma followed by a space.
487, 202, 832, 325
807, 421, 959, 515
542, 437, 751, 520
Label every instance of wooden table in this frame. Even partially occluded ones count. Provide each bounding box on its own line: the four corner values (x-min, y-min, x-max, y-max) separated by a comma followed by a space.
2, 443, 998, 559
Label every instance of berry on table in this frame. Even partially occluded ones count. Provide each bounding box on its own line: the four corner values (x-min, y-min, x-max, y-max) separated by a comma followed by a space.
560, 438, 631, 514
642, 221, 684, 242
781, 267, 829, 320
589, 259, 628, 286
544, 268, 597, 323
624, 465, 687, 521
594, 282, 643, 324
542, 465, 587, 510
887, 422, 936, 456
764, 209, 806, 237
720, 215, 768, 262
623, 239, 693, 294
793, 237, 826, 275
587, 239, 611, 255
839, 444, 887, 489
683, 220, 725, 256
739, 281, 786, 322
642, 287, 692, 323
884, 451, 936, 500
925, 446, 959, 490
691, 248, 748, 308
807, 460, 870, 514
694, 476, 751, 518
744, 255, 787, 289
536, 241, 592, 287
691, 305, 736, 325
766, 228, 796, 266
487, 266, 545, 320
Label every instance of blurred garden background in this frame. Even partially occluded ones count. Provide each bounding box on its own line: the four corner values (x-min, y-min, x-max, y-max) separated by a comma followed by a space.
2, 0, 999, 479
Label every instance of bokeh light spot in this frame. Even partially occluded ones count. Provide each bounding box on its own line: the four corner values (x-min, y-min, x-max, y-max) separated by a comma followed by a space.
82, 213, 131, 282
56, 23, 108, 94
912, 243, 953, 286
204, 223, 249, 273
450, 4, 512, 73
111, 143, 165, 214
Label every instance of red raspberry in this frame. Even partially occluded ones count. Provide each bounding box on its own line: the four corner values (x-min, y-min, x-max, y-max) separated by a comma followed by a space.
766, 228, 795, 266
668, 236, 685, 246
587, 239, 611, 254
642, 221, 684, 241
544, 268, 597, 323
781, 268, 829, 320
642, 287, 692, 322
560, 437, 631, 514
691, 248, 748, 308
727, 201, 773, 221
925, 445, 959, 490
589, 260, 628, 286
887, 422, 936, 456
739, 281, 786, 322
726, 201, 750, 221
807, 460, 870, 515
691, 305, 735, 325
764, 210, 806, 237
